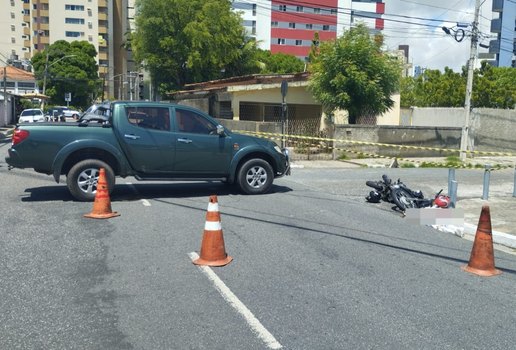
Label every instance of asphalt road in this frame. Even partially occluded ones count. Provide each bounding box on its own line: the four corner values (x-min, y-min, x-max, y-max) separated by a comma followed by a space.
1, 141, 515, 350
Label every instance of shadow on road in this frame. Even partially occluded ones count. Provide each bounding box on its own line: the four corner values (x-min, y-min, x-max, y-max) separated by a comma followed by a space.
20, 182, 293, 202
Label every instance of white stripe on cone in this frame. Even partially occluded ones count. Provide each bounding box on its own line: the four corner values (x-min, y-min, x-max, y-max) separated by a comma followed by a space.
207, 202, 219, 212
205, 221, 222, 231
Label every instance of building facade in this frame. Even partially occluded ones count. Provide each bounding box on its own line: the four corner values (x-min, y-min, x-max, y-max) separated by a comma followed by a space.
0, 0, 136, 101
489, 0, 516, 67
233, 0, 385, 61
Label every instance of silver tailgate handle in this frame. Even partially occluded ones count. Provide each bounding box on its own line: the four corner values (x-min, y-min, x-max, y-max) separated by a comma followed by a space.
124, 134, 141, 140
177, 138, 192, 144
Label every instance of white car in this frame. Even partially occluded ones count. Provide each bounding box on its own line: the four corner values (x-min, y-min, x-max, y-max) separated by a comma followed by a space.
18, 108, 46, 123
62, 108, 81, 119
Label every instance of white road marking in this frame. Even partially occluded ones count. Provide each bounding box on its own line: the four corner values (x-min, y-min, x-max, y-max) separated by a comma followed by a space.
125, 182, 151, 206
188, 252, 283, 349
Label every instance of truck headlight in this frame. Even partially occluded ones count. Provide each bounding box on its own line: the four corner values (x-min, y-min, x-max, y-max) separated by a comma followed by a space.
274, 145, 283, 154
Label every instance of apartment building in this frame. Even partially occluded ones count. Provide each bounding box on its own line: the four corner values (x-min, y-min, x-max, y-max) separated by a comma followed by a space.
233, 0, 385, 61
0, 0, 136, 100
489, 0, 516, 67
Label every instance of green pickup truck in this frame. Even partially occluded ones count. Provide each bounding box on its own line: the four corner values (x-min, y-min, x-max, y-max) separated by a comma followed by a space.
6, 101, 290, 201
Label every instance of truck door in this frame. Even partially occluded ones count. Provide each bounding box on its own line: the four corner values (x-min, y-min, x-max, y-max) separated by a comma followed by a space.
172, 107, 232, 175
115, 105, 175, 173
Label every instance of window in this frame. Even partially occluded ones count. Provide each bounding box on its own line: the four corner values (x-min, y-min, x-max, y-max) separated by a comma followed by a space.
279, 5, 286, 11
277, 38, 285, 45
11, 12, 15, 19
65, 31, 83, 37
126, 107, 170, 131
331, 9, 337, 15
296, 6, 303, 12
289, 23, 296, 29
18, 82, 36, 89
314, 8, 321, 14
252, 4, 256, 16
295, 40, 302, 46
306, 24, 313, 30
65, 18, 85, 24
323, 24, 330, 31
65, 5, 85, 11
175, 108, 216, 135
23, 9, 30, 15
271, 21, 278, 27
11, 37, 16, 44
11, 25, 15, 31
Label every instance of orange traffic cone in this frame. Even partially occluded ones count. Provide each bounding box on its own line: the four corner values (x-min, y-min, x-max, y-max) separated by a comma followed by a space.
193, 195, 232, 267
462, 205, 501, 277
84, 168, 120, 219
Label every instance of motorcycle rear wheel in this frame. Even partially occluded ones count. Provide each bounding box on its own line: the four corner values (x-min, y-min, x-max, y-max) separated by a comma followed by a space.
392, 187, 418, 211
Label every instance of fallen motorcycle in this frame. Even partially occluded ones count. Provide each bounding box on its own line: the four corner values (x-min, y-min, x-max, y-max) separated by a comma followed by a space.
366, 174, 450, 212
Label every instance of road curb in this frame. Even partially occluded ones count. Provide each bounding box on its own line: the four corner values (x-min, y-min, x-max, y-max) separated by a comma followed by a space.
463, 223, 516, 249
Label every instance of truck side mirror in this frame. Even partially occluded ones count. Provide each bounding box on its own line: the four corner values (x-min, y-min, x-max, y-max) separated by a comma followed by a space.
216, 124, 225, 136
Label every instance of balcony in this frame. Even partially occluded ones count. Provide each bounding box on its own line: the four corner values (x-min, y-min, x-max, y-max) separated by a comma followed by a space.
24, 27, 30, 35
34, 23, 50, 31
33, 35, 49, 45
38, 10, 49, 17
23, 15, 30, 22
492, 0, 504, 12
98, 65, 109, 74
98, 0, 108, 8
490, 18, 502, 34
98, 12, 108, 21
24, 40, 31, 47
98, 51, 108, 60
489, 39, 500, 54
98, 25, 108, 34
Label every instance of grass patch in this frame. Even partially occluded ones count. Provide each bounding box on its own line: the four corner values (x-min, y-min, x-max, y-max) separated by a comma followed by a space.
400, 162, 416, 168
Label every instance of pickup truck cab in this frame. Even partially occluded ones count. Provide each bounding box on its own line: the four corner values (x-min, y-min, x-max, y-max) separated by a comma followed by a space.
7, 101, 290, 201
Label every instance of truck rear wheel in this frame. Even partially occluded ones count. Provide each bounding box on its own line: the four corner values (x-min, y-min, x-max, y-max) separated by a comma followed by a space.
66, 159, 115, 201
237, 158, 273, 194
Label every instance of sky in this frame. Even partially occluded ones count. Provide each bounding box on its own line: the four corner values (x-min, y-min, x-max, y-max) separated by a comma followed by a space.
380, 0, 494, 73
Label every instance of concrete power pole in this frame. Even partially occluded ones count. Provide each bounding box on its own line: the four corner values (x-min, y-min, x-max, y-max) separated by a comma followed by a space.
460, 0, 481, 161
3, 66, 7, 124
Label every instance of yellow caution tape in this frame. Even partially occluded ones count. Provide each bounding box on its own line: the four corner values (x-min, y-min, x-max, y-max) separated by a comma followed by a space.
237, 131, 515, 170
234, 130, 516, 157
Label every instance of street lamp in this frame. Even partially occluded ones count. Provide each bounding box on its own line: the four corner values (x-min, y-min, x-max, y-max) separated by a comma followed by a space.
41, 53, 77, 110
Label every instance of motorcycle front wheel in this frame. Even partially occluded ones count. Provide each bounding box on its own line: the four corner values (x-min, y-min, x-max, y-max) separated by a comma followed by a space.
392, 187, 418, 211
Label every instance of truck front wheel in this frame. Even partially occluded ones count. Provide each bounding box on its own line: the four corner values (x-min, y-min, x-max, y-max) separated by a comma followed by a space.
237, 159, 273, 195
66, 159, 115, 201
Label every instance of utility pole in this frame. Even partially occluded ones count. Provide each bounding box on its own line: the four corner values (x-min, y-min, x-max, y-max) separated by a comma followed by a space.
3, 66, 7, 124
41, 50, 49, 110
460, 0, 481, 162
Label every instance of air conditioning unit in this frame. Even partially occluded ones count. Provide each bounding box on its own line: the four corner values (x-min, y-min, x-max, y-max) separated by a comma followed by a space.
21, 22, 27, 27
22, 35, 27, 39
22, 47, 28, 51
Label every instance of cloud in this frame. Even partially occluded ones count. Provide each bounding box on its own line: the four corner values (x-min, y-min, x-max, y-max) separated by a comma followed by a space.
381, 0, 493, 73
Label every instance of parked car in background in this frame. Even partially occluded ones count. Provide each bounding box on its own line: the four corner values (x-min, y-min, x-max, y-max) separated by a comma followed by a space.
18, 108, 45, 123
45, 106, 81, 122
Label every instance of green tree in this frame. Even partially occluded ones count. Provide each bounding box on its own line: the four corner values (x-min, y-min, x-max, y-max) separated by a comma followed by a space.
133, 0, 250, 94
308, 24, 401, 124
473, 62, 516, 108
32, 40, 99, 109
255, 50, 305, 74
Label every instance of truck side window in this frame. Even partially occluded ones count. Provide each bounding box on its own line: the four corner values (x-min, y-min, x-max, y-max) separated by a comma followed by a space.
175, 109, 215, 134
126, 107, 170, 131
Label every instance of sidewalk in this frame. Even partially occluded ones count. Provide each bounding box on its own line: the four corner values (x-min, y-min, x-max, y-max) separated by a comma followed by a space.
291, 159, 516, 251
0, 126, 14, 141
